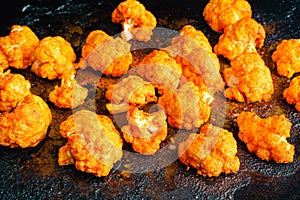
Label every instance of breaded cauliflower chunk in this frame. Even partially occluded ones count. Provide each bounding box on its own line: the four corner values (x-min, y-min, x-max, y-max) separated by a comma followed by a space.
105, 75, 157, 114
158, 82, 213, 130
0, 94, 52, 148
121, 108, 167, 155
283, 76, 300, 112
58, 110, 123, 177
178, 123, 240, 177
272, 39, 300, 78
214, 18, 266, 60
31, 36, 76, 80
111, 0, 157, 41
77, 30, 132, 77
0, 70, 31, 112
223, 51, 274, 102
203, 0, 252, 33
237, 112, 294, 163
0, 25, 39, 70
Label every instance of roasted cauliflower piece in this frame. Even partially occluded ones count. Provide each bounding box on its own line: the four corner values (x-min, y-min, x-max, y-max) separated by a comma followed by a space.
272, 39, 300, 78
0, 25, 39, 70
178, 123, 240, 177
203, 0, 252, 33
237, 112, 294, 163
0, 94, 52, 148
31, 36, 76, 80
158, 82, 213, 130
77, 30, 132, 77
58, 110, 123, 177
105, 75, 157, 114
214, 18, 266, 60
111, 0, 157, 41
121, 108, 167, 155
0, 70, 31, 112
223, 51, 274, 102
283, 76, 300, 112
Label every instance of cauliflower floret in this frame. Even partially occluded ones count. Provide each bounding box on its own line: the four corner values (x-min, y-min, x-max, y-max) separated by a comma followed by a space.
0, 70, 31, 112
121, 108, 167, 155
0, 94, 52, 148
0, 25, 39, 70
178, 123, 240, 177
77, 30, 132, 77
111, 0, 157, 41
214, 18, 266, 60
137, 49, 182, 95
237, 112, 294, 163
58, 110, 123, 177
158, 82, 213, 130
203, 0, 252, 33
283, 76, 300, 111
223, 51, 274, 102
105, 75, 157, 114
31, 36, 76, 80
272, 39, 300, 78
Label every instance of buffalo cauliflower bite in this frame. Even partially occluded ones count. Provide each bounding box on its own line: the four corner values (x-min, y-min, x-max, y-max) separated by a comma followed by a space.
214, 18, 266, 60
223, 51, 274, 102
157, 82, 213, 130
111, 0, 157, 41
283, 76, 300, 111
237, 112, 294, 163
178, 123, 240, 177
77, 30, 132, 77
31, 36, 76, 80
203, 0, 252, 33
0, 94, 52, 148
272, 39, 300, 78
0, 25, 39, 70
121, 108, 167, 155
137, 50, 182, 95
58, 110, 123, 177
0, 70, 31, 112
105, 75, 157, 114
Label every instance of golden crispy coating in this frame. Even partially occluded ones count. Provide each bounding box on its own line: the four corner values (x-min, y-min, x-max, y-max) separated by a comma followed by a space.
58, 110, 123, 177
0, 94, 52, 148
121, 108, 167, 155
272, 39, 300, 78
283, 76, 300, 111
203, 0, 252, 33
0, 25, 39, 70
214, 18, 266, 60
49, 75, 88, 109
178, 123, 240, 177
0, 51, 9, 71
0, 70, 31, 112
223, 51, 274, 102
237, 112, 294, 163
31, 36, 76, 80
78, 30, 132, 77
111, 0, 157, 41
105, 75, 157, 114
158, 82, 213, 130
137, 49, 182, 95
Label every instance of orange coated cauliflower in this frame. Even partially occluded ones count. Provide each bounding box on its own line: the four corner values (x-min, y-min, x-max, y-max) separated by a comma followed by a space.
105, 75, 157, 114
121, 108, 167, 155
283, 76, 300, 112
203, 0, 252, 33
0, 25, 39, 70
111, 0, 157, 41
272, 39, 300, 78
178, 123, 240, 177
237, 112, 294, 163
223, 51, 274, 102
214, 18, 266, 60
77, 30, 132, 77
31, 36, 76, 80
58, 110, 123, 177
